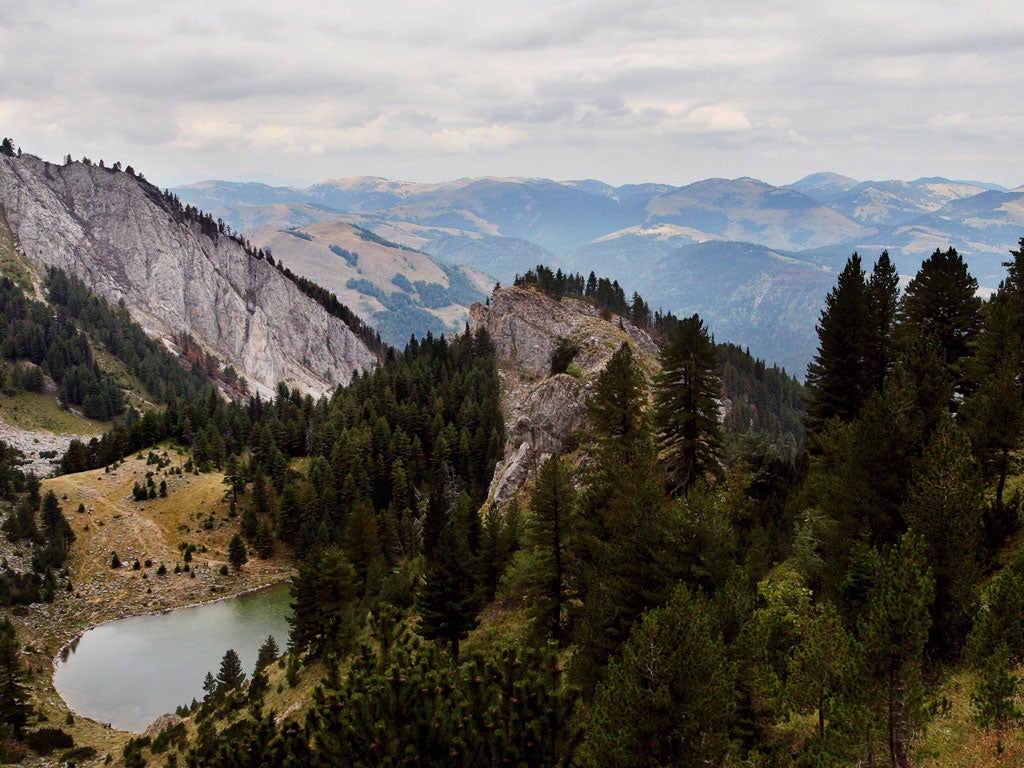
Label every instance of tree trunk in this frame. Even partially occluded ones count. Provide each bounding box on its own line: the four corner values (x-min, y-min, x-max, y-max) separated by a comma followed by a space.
889, 663, 910, 768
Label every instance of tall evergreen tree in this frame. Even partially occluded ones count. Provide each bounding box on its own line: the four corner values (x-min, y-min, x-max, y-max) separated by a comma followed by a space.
857, 534, 934, 768
653, 314, 724, 495
415, 520, 481, 662
525, 455, 577, 643
288, 546, 360, 659
865, 250, 900, 392
805, 253, 871, 431
580, 584, 734, 767
898, 246, 983, 399
0, 617, 32, 739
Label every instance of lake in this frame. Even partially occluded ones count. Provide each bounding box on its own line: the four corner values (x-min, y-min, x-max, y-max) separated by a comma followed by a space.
53, 583, 292, 732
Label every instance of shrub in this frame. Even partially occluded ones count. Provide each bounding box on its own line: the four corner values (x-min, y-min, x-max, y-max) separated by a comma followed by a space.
25, 727, 74, 755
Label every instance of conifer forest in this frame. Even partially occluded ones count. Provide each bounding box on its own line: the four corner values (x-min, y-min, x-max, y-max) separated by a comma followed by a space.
5, 235, 1024, 768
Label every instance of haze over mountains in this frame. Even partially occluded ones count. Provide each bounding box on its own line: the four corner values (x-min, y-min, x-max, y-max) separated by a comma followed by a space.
174, 172, 1024, 374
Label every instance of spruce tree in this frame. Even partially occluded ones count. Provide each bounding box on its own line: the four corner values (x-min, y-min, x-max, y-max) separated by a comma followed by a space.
865, 250, 900, 392
254, 635, 280, 673
857, 534, 934, 768
805, 253, 871, 431
525, 455, 577, 643
216, 648, 246, 691
901, 416, 983, 658
415, 521, 481, 662
0, 617, 32, 739
288, 546, 360, 659
652, 313, 724, 495
228, 533, 248, 571
898, 246, 982, 399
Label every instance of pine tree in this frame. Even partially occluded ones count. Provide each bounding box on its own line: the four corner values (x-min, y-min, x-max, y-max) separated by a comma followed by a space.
971, 643, 1022, 755
525, 455, 577, 643
0, 617, 32, 739
228, 533, 248, 571
653, 314, 724, 495
216, 648, 246, 691
857, 534, 934, 768
902, 416, 983, 657
865, 250, 900, 392
898, 246, 983, 399
415, 520, 481, 662
805, 253, 871, 431
580, 585, 733, 767
288, 546, 360, 659
254, 635, 280, 673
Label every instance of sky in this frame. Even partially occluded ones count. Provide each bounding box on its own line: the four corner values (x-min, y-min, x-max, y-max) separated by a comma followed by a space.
2, 0, 1023, 190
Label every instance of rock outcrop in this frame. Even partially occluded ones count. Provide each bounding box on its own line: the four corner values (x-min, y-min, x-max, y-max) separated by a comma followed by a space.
471, 285, 659, 506
0, 154, 378, 397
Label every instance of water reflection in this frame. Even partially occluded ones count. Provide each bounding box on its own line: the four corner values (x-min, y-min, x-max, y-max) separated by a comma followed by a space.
54, 584, 291, 732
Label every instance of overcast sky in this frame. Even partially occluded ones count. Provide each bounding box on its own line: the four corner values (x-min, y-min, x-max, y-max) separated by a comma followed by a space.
2, 0, 1023, 189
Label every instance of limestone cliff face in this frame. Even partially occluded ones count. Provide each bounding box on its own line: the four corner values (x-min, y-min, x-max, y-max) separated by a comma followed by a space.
0, 155, 377, 397
471, 285, 659, 506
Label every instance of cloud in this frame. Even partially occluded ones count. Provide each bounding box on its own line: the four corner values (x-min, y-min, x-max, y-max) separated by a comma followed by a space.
1, 0, 1022, 187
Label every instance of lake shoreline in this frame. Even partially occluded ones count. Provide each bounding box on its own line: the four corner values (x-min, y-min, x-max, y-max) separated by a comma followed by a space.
49, 577, 294, 734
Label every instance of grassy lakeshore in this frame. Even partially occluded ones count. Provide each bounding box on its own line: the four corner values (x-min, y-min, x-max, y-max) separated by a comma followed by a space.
5, 447, 294, 766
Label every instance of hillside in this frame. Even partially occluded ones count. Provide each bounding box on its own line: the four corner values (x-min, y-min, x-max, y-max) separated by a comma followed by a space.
175, 172, 1024, 375
0, 154, 378, 398
247, 219, 490, 347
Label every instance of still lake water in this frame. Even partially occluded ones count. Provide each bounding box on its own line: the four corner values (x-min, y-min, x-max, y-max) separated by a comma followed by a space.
53, 583, 292, 732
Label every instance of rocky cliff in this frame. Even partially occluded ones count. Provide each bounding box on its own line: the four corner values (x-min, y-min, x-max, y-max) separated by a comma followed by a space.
471, 285, 659, 505
0, 154, 378, 397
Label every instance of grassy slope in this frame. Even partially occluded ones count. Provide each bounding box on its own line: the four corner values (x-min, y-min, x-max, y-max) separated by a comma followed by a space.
9, 446, 293, 765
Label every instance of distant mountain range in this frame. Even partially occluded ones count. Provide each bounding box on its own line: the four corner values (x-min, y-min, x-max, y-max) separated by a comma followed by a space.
174, 173, 1024, 375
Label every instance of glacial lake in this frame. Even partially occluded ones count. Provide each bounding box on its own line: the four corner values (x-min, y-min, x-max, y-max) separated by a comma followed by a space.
53, 583, 292, 732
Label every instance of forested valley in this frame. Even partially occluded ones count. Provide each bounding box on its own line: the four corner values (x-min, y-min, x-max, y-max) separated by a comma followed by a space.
4, 239, 1024, 767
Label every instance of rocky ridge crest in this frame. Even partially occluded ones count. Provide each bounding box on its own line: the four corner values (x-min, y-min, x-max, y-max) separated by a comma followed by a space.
0, 154, 378, 398
471, 285, 659, 505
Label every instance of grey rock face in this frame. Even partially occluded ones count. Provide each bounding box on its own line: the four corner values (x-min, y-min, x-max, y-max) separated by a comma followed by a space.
472, 285, 658, 506
0, 155, 377, 397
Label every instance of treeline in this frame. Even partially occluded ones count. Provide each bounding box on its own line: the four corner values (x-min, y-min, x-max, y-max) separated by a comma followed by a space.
44, 268, 218, 404
514, 264, 657, 329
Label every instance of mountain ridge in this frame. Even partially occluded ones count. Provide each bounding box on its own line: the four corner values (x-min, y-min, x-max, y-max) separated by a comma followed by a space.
0, 154, 379, 398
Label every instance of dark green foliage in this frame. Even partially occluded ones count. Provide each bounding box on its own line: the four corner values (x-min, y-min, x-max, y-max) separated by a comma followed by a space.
580, 585, 734, 767
228, 534, 247, 571
856, 534, 934, 768
525, 455, 576, 642
968, 566, 1024, 665
898, 246, 983, 399
415, 519, 482, 662
255, 635, 280, 673
653, 314, 724, 495
717, 343, 805, 459
971, 644, 1022, 751
215, 649, 246, 691
288, 547, 360, 659
805, 253, 871, 429
514, 265, 635, 322
549, 336, 580, 376
0, 618, 32, 739
305, 614, 580, 768
24, 727, 73, 755
571, 343, 677, 692
902, 417, 984, 658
